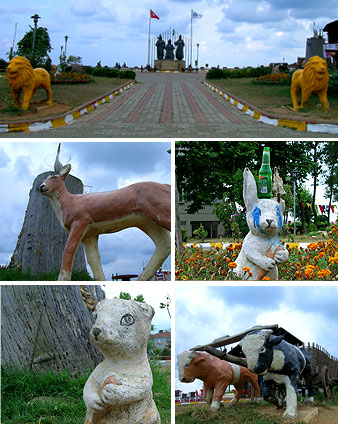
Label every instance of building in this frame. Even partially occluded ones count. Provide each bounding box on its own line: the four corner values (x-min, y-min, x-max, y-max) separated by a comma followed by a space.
149, 330, 171, 351
178, 201, 223, 239
323, 20, 338, 66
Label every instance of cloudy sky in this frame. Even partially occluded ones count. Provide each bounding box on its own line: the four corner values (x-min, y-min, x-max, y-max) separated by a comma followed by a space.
0, 141, 171, 279
1, 1, 337, 68
102, 282, 172, 332
175, 285, 338, 393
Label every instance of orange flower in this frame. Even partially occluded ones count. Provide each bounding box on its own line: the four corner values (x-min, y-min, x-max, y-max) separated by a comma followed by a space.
307, 243, 318, 250
295, 270, 303, 279
228, 262, 237, 268
243, 266, 251, 273
262, 276, 270, 280
318, 269, 331, 278
226, 258, 231, 263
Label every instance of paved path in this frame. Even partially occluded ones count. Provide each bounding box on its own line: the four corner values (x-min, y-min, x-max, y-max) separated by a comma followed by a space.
2, 72, 336, 138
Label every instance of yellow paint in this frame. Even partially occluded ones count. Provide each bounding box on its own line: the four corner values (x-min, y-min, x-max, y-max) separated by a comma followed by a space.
253, 110, 261, 120
278, 119, 306, 131
9, 122, 30, 132
52, 118, 66, 128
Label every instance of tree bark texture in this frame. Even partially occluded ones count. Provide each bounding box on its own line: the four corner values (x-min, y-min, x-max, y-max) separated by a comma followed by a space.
9, 172, 87, 275
1, 285, 105, 375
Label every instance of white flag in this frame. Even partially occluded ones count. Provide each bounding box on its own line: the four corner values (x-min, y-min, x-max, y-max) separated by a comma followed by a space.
192, 10, 202, 19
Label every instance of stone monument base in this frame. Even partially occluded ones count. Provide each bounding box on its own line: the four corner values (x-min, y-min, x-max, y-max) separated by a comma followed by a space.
155, 59, 185, 72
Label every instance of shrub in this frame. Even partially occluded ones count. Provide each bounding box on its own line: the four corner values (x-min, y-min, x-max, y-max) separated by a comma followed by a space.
206, 66, 272, 80
206, 68, 229, 79
51, 72, 92, 84
328, 70, 338, 95
83, 66, 135, 80
193, 224, 208, 242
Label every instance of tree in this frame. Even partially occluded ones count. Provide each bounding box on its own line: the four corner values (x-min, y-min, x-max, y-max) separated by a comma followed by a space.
176, 141, 260, 213
322, 141, 338, 224
15, 27, 52, 68
66, 55, 82, 65
1, 285, 105, 373
119, 292, 145, 302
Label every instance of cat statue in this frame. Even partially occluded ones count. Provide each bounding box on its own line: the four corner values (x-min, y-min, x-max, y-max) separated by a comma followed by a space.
234, 168, 289, 280
83, 298, 161, 424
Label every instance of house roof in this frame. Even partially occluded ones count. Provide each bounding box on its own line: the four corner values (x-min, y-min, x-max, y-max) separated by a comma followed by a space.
150, 330, 171, 339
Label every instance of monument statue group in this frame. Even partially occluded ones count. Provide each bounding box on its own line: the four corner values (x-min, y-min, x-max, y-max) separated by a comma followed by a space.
155, 34, 186, 71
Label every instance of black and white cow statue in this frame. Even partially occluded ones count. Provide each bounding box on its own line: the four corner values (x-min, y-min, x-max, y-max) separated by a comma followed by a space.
240, 329, 314, 419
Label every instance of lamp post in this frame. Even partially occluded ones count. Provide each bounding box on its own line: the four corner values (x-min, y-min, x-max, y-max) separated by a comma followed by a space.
64, 35, 69, 58
291, 169, 298, 236
31, 14, 41, 54
196, 43, 200, 69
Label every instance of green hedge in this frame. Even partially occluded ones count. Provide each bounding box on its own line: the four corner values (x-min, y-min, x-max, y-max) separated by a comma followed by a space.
83, 66, 136, 80
206, 66, 272, 79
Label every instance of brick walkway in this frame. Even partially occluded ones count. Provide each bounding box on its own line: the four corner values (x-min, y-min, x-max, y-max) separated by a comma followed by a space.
3, 72, 336, 138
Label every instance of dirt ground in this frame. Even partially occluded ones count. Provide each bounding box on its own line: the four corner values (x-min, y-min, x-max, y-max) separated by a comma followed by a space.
0, 101, 71, 122
260, 403, 338, 424
175, 402, 338, 424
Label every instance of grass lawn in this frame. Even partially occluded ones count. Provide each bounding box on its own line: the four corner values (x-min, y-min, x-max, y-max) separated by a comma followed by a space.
1, 362, 170, 424
0, 268, 93, 281
207, 77, 338, 123
0, 74, 132, 121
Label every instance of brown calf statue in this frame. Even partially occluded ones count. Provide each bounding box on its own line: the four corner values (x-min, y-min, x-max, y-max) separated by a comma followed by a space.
177, 351, 260, 411
40, 164, 171, 281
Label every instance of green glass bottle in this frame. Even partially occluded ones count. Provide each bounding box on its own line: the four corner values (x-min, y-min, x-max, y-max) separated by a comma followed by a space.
257, 147, 272, 198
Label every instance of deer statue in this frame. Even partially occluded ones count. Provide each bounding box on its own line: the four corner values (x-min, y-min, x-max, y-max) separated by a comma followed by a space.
39, 150, 171, 281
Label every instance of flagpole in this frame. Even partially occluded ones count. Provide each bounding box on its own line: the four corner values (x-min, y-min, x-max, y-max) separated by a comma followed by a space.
190, 9, 193, 67
148, 9, 151, 66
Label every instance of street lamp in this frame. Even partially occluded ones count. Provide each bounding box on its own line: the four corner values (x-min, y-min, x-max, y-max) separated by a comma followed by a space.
64, 35, 69, 58
291, 169, 298, 236
31, 14, 41, 54
196, 43, 200, 69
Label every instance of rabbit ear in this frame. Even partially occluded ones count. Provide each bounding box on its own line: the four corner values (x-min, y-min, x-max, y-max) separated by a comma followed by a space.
243, 168, 258, 210
278, 198, 286, 215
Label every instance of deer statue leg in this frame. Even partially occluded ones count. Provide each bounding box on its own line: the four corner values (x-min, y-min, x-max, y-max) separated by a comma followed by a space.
138, 221, 171, 281
82, 234, 106, 281
58, 220, 89, 281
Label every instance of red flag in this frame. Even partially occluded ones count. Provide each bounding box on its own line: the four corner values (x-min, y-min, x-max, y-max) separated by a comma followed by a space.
150, 10, 160, 19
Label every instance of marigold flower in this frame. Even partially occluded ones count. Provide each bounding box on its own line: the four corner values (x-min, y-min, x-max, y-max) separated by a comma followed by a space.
295, 270, 303, 279
243, 266, 251, 273
228, 262, 237, 268
262, 276, 270, 280
318, 269, 331, 278
226, 258, 231, 263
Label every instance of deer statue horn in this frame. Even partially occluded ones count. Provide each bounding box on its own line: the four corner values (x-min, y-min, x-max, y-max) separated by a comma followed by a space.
54, 143, 63, 173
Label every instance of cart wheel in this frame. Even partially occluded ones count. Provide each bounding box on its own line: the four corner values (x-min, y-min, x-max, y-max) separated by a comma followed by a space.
321, 365, 333, 399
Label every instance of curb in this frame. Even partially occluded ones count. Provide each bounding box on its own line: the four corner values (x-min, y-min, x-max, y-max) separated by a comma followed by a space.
0, 81, 135, 133
204, 80, 338, 134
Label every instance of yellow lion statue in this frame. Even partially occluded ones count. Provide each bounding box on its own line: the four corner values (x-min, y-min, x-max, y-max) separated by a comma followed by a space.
291, 56, 329, 111
6, 56, 52, 110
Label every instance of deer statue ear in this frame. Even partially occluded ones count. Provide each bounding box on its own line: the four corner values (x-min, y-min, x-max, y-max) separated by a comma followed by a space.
243, 168, 258, 211
60, 164, 71, 180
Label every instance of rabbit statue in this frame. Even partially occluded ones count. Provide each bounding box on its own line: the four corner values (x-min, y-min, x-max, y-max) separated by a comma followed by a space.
234, 168, 289, 280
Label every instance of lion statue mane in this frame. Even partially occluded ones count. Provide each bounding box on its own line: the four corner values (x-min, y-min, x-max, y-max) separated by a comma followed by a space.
6, 56, 52, 110
291, 56, 329, 111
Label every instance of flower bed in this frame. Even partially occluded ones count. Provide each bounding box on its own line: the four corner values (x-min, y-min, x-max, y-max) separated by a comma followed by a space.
175, 224, 338, 281
51, 72, 93, 84
252, 73, 290, 85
